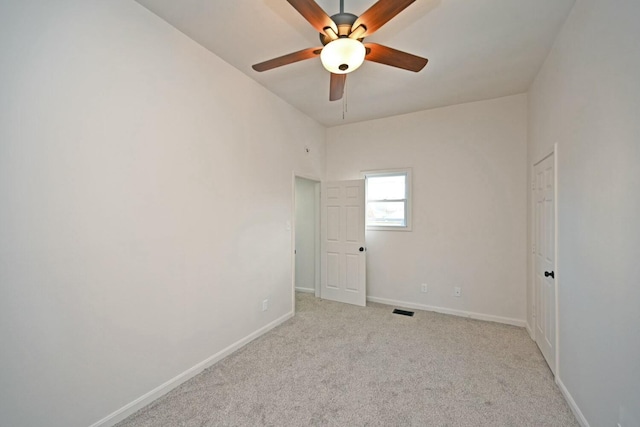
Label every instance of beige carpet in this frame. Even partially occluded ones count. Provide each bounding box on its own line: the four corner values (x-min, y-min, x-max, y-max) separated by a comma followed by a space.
116, 293, 578, 426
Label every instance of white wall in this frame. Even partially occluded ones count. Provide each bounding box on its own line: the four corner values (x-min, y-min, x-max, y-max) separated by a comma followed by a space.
295, 177, 317, 292
0, 1, 325, 426
527, 0, 640, 425
326, 94, 528, 325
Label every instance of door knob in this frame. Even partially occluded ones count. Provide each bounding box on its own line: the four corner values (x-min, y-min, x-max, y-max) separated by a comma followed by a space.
544, 271, 555, 279
359, 247, 365, 252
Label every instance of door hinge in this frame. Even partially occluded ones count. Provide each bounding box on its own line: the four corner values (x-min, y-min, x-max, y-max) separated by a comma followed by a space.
532, 244, 536, 254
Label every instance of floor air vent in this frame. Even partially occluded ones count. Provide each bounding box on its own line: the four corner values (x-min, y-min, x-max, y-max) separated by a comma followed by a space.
393, 309, 414, 317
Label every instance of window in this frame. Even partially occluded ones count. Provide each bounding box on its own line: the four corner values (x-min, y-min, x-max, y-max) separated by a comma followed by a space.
364, 169, 412, 231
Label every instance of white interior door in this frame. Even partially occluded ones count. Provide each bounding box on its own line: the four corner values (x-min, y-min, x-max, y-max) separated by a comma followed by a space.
534, 154, 556, 374
321, 180, 366, 307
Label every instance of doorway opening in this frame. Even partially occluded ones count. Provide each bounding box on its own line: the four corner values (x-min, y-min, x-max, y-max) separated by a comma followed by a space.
293, 176, 321, 311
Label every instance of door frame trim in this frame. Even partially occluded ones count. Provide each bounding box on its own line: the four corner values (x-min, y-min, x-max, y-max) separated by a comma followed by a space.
531, 143, 559, 377
292, 172, 322, 312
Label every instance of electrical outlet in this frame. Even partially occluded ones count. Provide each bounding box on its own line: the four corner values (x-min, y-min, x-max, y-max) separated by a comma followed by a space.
454, 287, 461, 297
421, 283, 428, 293
262, 299, 269, 311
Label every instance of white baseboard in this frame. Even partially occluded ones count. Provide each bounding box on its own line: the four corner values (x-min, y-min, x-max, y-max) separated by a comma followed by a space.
366, 296, 526, 327
89, 311, 294, 427
295, 287, 315, 294
525, 322, 535, 340
556, 377, 590, 427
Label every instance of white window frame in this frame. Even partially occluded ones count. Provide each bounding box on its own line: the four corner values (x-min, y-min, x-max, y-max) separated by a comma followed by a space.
362, 168, 412, 232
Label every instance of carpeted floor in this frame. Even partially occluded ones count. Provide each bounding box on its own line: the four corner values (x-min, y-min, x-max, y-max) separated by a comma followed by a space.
116, 293, 578, 426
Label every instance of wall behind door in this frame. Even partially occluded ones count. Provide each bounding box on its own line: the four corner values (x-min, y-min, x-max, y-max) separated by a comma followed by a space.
326, 94, 528, 324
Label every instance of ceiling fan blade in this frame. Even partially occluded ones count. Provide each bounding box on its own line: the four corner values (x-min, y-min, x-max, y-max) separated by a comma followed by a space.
287, 0, 338, 38
364, 43, 428, 72
351, 0, 415, 38
329, 73, 346, 101
252, 47, 322, 72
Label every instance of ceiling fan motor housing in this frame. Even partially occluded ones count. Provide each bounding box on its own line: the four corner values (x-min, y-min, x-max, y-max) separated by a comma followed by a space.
319, 13, 363, 45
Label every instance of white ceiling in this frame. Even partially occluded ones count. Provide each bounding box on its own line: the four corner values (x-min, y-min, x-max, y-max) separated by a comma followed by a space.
135, 0, 575, 127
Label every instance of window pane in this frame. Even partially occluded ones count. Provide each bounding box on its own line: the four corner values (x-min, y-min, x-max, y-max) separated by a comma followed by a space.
367, 175, 405, 200
366, 202, 406, 227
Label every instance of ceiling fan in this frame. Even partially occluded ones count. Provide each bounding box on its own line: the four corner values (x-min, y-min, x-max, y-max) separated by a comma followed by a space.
252, 0, 428, 101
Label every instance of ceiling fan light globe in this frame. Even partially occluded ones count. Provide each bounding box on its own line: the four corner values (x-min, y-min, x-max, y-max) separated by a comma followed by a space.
320, 38, 366, 74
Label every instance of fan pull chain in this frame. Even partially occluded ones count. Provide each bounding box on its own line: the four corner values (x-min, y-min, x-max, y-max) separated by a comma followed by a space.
346, 79, 348, 113
342, 79, 348, 120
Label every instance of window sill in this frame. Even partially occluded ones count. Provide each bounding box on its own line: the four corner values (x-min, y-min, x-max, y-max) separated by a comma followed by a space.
366, 226, 412, 232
